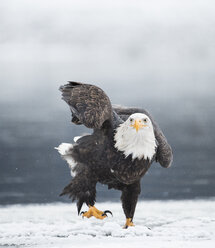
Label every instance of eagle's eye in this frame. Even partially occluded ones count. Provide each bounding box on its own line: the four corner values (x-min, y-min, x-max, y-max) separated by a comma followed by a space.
130, 118, 133, 122
143, 118, 147, 123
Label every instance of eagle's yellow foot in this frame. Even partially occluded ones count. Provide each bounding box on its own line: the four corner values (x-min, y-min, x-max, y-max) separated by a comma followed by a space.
80, 206, 112, 219
123, 218, 135, 229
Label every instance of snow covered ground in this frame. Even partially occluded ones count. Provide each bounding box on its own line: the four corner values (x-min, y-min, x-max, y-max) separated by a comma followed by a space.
0, 199, 215, 248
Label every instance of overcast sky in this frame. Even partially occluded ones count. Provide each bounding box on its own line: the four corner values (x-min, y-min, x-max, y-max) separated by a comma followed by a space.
0, 0, 214, 115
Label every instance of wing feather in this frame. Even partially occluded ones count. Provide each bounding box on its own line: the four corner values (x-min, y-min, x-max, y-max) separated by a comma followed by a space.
60, 81, 113, 129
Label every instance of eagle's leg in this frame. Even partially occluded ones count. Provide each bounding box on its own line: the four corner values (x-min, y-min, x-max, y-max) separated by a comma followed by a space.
81, 205, 112, 219
121, 180, 141, 228
60, 168, 101, 216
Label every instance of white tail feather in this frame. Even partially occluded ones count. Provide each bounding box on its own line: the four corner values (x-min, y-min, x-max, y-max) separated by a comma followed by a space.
54, 143, 73, 155
55, 143, 77, 177
73, 136, 82, 143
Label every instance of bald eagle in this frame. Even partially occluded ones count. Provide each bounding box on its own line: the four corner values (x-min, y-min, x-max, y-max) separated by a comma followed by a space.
55, 81, 173, 228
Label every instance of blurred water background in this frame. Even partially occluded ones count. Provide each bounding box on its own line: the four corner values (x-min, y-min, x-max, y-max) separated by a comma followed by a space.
0, 0, 215, 204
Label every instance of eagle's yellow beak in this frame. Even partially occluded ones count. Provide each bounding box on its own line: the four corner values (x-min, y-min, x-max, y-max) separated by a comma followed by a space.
130, 119, 146, 132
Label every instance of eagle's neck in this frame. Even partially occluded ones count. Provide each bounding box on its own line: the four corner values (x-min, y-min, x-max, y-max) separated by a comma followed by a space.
114, 123, 157, 161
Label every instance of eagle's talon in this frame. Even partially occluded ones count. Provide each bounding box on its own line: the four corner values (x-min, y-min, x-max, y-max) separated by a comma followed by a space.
80, 211, 87, 218
103, 210, 113, 217
123, 218, 135, 229
80, 206, 111, 219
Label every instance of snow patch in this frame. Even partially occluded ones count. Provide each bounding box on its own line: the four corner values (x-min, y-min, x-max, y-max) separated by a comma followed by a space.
0, 200, 215, 248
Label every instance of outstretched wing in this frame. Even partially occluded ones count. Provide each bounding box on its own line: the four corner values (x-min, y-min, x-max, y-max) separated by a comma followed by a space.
59, 81, 113, 129
113, 106, 173, 168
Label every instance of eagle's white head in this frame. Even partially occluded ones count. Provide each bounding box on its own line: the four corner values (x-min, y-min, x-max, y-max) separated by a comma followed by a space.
114, 113, 157, 161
